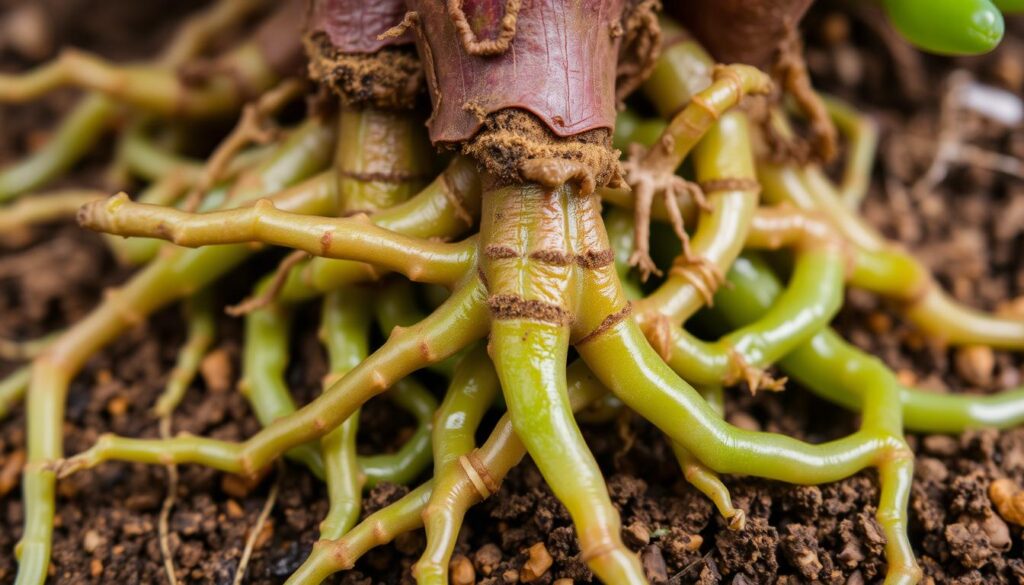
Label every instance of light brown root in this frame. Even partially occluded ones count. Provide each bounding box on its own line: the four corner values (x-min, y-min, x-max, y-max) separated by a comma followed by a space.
157, 417, 180, 585
183, 79, 306, 211
622, 143, 711, 282
771, 26, 838, 164
226, 250, 310, 316
232, 463, 282, 585
729, 509, 747, 531
726, 348, 787, 395
626, 168, 661, 282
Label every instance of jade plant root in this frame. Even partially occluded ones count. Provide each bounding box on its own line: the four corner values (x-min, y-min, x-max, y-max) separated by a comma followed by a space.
3, 1, 1024, 584
0, 0, 313, 205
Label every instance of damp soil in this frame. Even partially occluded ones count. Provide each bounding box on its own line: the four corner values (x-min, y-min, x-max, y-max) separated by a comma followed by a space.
1, 2, 1024, 584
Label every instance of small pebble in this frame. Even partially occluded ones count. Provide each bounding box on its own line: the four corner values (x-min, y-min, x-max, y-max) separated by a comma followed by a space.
520, 542, 553, 582
226, 499, 244, 519
623, 521, 650, 548
201, 348, 233, 393
251, 519, 274, 550
121, 521, 149, 536
954, 345, 995, 387
106, 396, 129, 416
866, 312, 892, 334
221, 473, 262, 499
998, 296, 1024, 318
89, 558, 103, 578
96, 369, 113, 385
1, 5, 53, 60
83, 530, 105, 553
896, 369, 918, 387
992, 51, 1023, 93
474, 543, 502, 576
681, 533, 703, 552
922, 435, 958, 457
990, 478, 1024, 526
451, 554, 476, 585
982, 513, 1011, 550
0, 449, 26, 497
641, 544, 669, 583
821, 13, 849, 46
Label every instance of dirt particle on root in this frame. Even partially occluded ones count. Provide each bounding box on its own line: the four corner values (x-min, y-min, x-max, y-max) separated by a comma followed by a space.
487, 294, 572, 326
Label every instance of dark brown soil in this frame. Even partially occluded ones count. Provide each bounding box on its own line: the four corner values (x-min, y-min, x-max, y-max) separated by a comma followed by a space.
1, 2, 1023, 584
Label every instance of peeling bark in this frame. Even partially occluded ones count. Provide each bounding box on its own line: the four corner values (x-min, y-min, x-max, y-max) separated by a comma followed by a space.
308, 0, 414, 54
305, 0, 423, 109
408, 0, 628, 145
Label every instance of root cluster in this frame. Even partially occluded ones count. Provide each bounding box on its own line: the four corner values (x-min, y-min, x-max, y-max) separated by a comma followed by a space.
0, 2, 1022, 584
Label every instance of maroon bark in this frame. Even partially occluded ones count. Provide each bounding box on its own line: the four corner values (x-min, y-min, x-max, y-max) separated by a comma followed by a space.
667, 0, 812, 68
253, 0, 308, 75
307, 0, 414, 54
408, 0, 627, 146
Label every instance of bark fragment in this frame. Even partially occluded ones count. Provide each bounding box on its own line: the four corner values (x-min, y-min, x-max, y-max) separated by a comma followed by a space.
305, 0, 423, 109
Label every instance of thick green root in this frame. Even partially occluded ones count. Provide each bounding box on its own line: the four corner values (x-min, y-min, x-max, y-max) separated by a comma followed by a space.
10, 6, 1024, 585
15, 118, 336, 584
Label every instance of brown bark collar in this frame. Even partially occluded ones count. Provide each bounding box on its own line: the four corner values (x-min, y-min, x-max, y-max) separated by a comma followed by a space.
307, 0, 414, 54
254, 0, 309, 76
667, 0, 812, 68
304, 0, 423, 109
461, 109, 621, 189
408, 0, 627, 146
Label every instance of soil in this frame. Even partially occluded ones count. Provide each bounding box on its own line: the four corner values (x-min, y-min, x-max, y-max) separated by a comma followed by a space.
1, 2, 1023, 584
